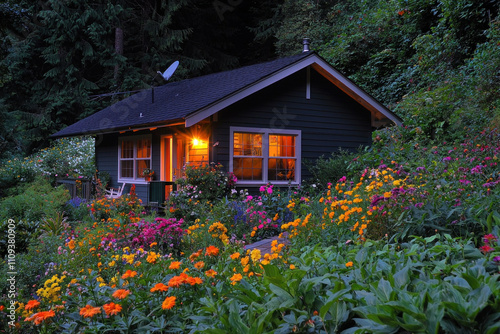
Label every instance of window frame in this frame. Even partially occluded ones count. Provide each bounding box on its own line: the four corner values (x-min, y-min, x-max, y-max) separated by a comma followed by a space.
229, 127, 301, 185
118, 135, 152, 184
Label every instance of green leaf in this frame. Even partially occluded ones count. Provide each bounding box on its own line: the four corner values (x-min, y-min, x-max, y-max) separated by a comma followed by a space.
393, 266, 410, 289
377, 278, 393, 302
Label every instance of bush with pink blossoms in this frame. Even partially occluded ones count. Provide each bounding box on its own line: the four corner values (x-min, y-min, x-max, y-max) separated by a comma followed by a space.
128, 217, 185, 255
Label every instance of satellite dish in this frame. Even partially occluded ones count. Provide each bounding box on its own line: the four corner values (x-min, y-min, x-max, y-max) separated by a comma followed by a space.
157, 60, 179, 81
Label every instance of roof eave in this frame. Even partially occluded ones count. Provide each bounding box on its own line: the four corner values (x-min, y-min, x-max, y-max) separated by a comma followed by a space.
185, 53, 403, 128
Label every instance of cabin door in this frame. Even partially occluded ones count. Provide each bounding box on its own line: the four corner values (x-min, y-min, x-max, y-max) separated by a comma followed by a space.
160, 136, 174, 198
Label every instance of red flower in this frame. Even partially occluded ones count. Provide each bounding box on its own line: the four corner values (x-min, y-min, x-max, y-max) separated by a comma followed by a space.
480, 245, 494, 253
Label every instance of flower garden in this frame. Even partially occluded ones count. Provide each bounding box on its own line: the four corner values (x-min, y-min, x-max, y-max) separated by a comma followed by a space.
0, 127, 499, 333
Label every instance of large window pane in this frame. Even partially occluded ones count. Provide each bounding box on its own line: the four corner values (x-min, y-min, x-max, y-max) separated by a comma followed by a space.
137, 139, 151, 158
268, 158, 296, 181
233, 158, 262, 180
121, 160, 134, 178
136, 160, 151, 178
121, 141, 134, 159
269, 135, 295, 157
233, 133, 262, 156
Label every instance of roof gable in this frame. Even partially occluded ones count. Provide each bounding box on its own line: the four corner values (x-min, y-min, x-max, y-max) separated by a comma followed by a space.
52, 52, 401, 138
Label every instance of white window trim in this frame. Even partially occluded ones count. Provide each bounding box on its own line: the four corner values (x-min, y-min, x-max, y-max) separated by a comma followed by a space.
118, 135, 152, 184
230, 126, 301, 186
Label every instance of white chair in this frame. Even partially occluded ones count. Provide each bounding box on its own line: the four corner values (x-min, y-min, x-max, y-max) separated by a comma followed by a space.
105, 183, 126, 199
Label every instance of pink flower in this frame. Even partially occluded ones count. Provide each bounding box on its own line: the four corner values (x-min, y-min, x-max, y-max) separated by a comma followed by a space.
259, 186, 266, 192
267, 186, 273, 194
258, 224, 264, 229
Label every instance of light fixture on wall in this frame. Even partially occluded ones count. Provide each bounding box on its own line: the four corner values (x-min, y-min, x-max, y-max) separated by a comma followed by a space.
192, 138, 207, 149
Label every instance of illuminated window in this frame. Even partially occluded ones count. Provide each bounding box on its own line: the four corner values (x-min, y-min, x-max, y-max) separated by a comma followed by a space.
230, 127, 300, 184
119, 136, 152, 181
188, 137, 209, 167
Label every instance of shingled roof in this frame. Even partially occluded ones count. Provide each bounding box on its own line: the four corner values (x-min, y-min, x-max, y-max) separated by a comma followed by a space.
52, 51, 402, 138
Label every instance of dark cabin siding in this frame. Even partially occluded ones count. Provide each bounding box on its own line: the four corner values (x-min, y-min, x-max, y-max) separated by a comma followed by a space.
212, 67, 372, 183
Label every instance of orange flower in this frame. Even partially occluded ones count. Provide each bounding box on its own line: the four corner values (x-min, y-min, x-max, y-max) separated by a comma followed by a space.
194, 261, 205, 269
80, 305, 101, 318
205, 269, 217, 278
0, 305, 5, 311
345, 261, 353, 267
230, 273, 243, 285
25, 310, 56, 325
67, 239, 75, 250
169, 261, 182, 270
102, 302, 122, 316
162, 296, 176, 310
186, 276, 204, 285
189, 251, 201, 261
112, 289, 130, 299
205, 246, 219, 256
168, 276, 184, 288
230, 252, 240, 260
25, 300, 41, 311
121, 270, 137, 279
150, 283, 169, 292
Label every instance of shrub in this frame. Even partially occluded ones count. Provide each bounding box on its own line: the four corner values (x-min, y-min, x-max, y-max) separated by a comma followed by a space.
0, 235, 61, 300
167, 163, 237, 222
304, 149, 355, 189
0, 176, 70, 223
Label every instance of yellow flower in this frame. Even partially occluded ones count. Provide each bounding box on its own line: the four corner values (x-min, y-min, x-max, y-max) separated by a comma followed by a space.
250, 249, 261, 263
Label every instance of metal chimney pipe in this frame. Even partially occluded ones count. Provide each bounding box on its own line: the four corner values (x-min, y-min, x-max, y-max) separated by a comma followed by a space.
302, 38, 311, 52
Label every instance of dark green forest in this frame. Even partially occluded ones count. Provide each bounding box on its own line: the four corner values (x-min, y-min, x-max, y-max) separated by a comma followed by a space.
0, 0, 499, 159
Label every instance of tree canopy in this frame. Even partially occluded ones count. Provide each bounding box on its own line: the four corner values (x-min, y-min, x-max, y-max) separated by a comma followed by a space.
0, 0, 498, 159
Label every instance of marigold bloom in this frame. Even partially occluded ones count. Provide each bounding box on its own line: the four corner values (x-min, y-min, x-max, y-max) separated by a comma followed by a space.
205, 246, 219, 256
187, 276, 203, 285
80, 305, 101, 318
146, 251, 160, 264
150, 283, 169, 292
162, 296, 176, 310
112, 289, 130, 299
240, 256, 249, 266
290, 264, 296, 270
169, 261, 182, 270
25, 310, 56, 325
168, 276, 184, 288
230, 252, 240, 260
25, 300, 40, 311
230, 273, 243, 285
345, 261, 353, 267
194, 261, 205, 269
103, 302, 122, 316
205, 269, 217, 278
189, 250, 202, 261
121, 270, 137, 279
250, 249, 261, 263
67, 239, 75, 250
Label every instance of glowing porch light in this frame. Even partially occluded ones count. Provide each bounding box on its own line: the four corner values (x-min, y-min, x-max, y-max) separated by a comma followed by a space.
192, 138, 207, 148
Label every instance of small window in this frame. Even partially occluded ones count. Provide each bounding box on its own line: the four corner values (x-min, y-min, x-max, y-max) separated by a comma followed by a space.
230, 127, 300, 184
119, 136, 152, 182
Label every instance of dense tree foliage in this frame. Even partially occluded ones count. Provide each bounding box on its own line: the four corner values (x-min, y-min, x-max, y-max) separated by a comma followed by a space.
0, 0, 279, 158
0, 0, 498, 159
